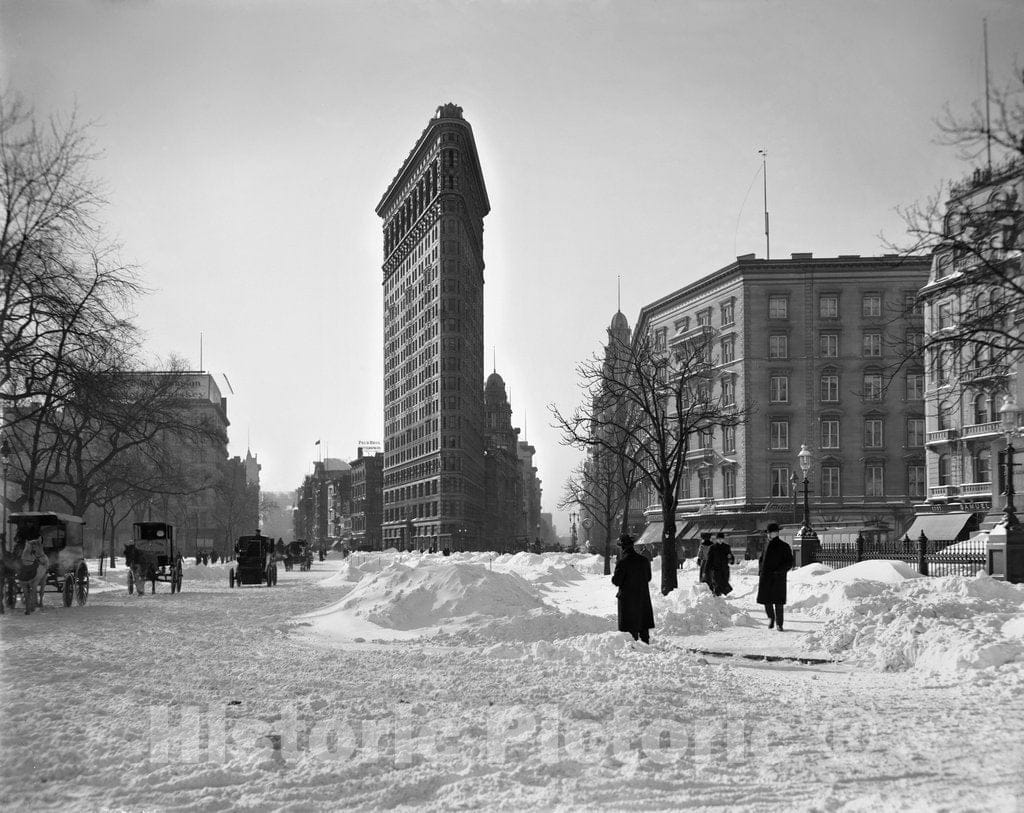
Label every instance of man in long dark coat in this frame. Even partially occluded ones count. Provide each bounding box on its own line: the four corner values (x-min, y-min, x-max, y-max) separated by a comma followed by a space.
611, 535, 655, 644
757, 523, 794, 631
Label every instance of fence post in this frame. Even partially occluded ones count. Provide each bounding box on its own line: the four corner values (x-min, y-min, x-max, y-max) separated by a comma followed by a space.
918, 532, 928, 576
855, 533, 865, 563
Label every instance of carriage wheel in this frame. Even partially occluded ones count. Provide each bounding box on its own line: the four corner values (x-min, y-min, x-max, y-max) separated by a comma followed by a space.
63, 574, 74, 607
229, 568, 235, 588
76, 564, 89, 606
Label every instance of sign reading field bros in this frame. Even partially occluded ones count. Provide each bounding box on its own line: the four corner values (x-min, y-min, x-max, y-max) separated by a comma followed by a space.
358, 441, 383, 456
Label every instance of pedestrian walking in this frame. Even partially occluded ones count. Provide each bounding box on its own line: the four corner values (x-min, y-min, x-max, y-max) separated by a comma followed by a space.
611, 534, 655, 644
757, 523, 794, 631
705, 532, 734, 596
696, 534, 713, 588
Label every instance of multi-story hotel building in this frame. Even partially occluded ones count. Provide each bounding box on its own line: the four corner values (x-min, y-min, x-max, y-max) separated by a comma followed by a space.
632, 253, 932, 542
376, 103, 489, 551
919, 160, 1023, 534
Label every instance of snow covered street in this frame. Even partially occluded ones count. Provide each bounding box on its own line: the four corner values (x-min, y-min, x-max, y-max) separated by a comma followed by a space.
1, 551, 1023, 811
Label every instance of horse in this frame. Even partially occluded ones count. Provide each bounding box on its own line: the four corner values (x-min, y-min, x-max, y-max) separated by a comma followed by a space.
124, 543, 155, 595
9, 539, 49, 615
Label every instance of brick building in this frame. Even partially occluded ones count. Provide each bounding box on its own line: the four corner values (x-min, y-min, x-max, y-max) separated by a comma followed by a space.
632, 253, 932, 541
350, 449, 384, 551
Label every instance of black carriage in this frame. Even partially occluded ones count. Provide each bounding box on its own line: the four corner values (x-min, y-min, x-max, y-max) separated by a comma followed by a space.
124, 522, 183, 595
2, 512, 89, 611
230, 532, 278, 588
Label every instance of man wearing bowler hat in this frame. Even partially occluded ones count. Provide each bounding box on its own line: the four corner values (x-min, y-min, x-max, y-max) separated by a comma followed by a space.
757, 522, 794, 631
611, 534, 655, 644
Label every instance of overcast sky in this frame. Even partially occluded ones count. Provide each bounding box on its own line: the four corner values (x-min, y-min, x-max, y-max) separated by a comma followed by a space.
3, 0, 1022, 532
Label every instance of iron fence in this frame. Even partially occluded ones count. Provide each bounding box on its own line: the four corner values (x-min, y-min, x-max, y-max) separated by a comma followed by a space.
811, 533, 987, 578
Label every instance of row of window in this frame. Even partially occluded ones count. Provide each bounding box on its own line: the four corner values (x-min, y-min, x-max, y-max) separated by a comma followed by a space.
767, 292, 920, 320
767, 417, 925, 450
764, 372, 925, 402
672, 464, 926, 500
765, 332, 924, 359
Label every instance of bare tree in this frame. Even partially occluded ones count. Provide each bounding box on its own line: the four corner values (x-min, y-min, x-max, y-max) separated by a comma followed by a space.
8, 358, 225, 519
560, 451, 639, 576
552, 327, 746, 595
890, 71, 1024, 388
1, 95, 143, 427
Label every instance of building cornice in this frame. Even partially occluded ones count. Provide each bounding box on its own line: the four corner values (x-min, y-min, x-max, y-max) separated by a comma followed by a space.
375, 103, 490, 218
634, 254, 931, 335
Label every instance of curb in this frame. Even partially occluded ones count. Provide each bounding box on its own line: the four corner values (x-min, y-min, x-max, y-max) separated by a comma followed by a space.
684, 646, 836, 665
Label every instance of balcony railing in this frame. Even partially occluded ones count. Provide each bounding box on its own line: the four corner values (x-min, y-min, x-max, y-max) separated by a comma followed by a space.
961, 421, 1001, 438
928, 485, 959, 499
927, 429, 958, 444
959, 481, 993, 497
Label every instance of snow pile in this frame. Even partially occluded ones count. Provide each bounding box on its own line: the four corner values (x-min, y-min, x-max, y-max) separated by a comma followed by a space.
804, 572, 1024, 678
478, 631, 653, 662
788, 560, 923, 616
489, 551, 587, 584
317, 555, 391, 587
313, 560, 548, 630
655, 582, 760, 635
440, 606, 612, 645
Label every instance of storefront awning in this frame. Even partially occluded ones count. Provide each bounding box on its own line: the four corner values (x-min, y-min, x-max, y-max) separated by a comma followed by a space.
903, 512, 976, 543
674, 521, 695, 540
634, 522, 663, 547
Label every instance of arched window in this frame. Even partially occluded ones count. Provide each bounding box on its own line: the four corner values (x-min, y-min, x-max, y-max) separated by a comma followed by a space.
973, 448, 991, 484
938, 454, 951, 486
974, 393, 992, 425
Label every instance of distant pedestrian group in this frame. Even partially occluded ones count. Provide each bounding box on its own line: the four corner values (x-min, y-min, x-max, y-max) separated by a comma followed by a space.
699, 532, 734, 596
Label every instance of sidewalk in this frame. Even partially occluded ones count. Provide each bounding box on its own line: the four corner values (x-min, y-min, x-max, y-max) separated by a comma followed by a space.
674, 614, 835, 663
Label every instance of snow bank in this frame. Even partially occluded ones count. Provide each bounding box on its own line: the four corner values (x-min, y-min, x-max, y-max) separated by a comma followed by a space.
654, 583, 760, 635
308, 560, 548, 630
787, 560, 923, 615
804, 572, 1024, 679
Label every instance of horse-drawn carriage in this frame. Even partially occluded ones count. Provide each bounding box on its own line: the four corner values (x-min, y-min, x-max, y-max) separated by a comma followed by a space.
283, 539, 312, 572
123, 522, 183, 595
2, 512, 89, 614
230, 532, 278, 588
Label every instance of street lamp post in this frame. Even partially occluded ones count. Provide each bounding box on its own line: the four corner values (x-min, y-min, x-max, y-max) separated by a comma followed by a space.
1, 438, 10, 554
999, 394, 1020, 528
790, 472, 799, 525
793, 444, 819, 565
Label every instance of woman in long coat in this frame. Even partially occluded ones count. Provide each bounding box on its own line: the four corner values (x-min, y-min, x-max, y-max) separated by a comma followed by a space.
611, 535, 655, 643
705, 536, 734, 596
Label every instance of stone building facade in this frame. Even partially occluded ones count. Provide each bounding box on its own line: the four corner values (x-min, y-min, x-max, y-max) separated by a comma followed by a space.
483, 371, 524, 552
919, 160, 1023, 533
632, 253, 932, 540
376, 103, 490, 551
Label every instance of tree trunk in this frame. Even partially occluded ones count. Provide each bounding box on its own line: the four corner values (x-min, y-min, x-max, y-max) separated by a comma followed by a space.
660, 496, 678, 595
